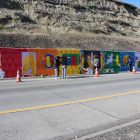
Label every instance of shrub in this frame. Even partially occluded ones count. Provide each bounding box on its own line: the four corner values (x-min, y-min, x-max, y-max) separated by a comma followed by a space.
0, 24, 5, 30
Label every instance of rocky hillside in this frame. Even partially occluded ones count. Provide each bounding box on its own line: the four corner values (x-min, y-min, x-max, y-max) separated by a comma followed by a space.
0, 0, 140, 37
0, 0, 140, 51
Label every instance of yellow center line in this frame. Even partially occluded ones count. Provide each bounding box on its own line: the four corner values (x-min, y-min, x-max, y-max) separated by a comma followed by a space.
0, 90, 140, 116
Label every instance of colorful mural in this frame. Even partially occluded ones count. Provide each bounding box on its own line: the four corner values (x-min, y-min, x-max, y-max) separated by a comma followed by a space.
79, 50, 100, 74
27, 48, 80, 76
22, 52, 36, 76
28, 48, 57, 76
57, 49, 80, 75
0, 48, 27, 78
120, 52, 135, 71
100, 51, 120, 73
0, 48, 139, 78
135, 52, 140, 71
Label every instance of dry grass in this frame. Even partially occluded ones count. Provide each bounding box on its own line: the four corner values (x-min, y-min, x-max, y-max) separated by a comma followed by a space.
0, 32, 140, 52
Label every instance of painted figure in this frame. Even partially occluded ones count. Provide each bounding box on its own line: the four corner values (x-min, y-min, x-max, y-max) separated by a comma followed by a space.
106, 53, 113, 66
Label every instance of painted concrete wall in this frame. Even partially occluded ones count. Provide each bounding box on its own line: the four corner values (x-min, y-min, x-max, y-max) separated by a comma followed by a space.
0, 48, 138, 78
24, 49, 80, 76
79, 50, 100, 74
100, 51, 120, 73
0, 48, 27, 78
135, 52, 140, 71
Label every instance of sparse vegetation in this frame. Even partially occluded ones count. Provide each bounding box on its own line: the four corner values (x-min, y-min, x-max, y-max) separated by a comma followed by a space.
0, 0, 139, 39
0, 16, 12, 24
109, 20, 130, 26
73, 4, 87, 12
91, 29, 107, 34
119, 31, 127, 36
0, 24, 5, 30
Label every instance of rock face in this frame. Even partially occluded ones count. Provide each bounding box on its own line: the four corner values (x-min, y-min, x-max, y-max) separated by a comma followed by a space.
0, 0, 140, 37
0, 0, 140, 51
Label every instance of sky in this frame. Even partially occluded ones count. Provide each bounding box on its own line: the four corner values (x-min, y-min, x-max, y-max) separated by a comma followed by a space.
122, 0, 140, 8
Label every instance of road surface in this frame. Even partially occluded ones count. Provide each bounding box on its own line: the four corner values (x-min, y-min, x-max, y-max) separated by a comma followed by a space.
0, 73, 140, 140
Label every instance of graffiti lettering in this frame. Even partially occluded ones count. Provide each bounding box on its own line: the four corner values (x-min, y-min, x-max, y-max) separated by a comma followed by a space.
42, 54, 54, 68
42, 54, 78, 68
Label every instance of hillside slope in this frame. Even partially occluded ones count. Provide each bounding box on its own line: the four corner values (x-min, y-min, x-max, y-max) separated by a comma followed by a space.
0, 0, 140, 50
0, 0, 140, 37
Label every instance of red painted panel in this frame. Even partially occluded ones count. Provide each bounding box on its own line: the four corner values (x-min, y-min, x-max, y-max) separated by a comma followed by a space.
0, 48, 28, 78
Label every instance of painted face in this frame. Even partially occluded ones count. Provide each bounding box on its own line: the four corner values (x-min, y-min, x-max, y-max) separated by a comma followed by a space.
123, 55, 129, 64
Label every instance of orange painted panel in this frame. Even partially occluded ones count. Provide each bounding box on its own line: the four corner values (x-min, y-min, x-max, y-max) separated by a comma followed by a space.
28, 48, 58, 76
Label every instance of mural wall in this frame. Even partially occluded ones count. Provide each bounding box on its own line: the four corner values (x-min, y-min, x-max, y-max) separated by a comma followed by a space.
28, 48, 57, 76
22, 52, 36, 76
120, 52, 135, 71
135, 52, 140, 71
27, 48, 80, 76
100, 51, 120, 73
0, 48, 27, 78
57, 49, 80, 75
0, 48, 139, 78
79, 50, 100, 74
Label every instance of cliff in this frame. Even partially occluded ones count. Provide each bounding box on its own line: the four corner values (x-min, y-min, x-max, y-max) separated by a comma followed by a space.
0, 0, 140, 50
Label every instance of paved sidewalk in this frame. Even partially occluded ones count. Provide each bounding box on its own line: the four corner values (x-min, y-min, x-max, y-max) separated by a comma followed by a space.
1, 72, 139, 81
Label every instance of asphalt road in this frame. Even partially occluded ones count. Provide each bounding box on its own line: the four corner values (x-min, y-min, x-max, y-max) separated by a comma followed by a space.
0, 73, 140, 140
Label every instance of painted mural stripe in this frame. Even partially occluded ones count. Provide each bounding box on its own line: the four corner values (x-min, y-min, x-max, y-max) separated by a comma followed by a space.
0, 90, 140, 115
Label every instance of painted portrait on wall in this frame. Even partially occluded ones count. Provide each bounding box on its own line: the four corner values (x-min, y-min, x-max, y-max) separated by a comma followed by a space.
22, 52, 36, 76
79, 50, 100, 74
120, 52, 135, 72
100, 51, 120, 73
